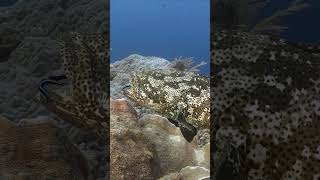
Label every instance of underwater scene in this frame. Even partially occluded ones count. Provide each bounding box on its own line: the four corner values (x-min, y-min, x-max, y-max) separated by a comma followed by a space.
110, 0, 210, 179
212, 0, 320, 179
0, 0, 211, 179
110, 0, 210, 75
0, 0, 319, 179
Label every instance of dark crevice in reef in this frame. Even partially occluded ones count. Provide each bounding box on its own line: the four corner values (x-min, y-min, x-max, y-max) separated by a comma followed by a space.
0, 28, 21, 63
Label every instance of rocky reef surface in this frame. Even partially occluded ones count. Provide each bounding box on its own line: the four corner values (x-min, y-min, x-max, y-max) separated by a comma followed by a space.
0, 115, 88, 179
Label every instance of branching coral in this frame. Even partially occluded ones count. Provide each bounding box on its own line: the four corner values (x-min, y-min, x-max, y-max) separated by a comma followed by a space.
169, 56, 207, 73
251, 0, 309, 34
212, 0, 309, 34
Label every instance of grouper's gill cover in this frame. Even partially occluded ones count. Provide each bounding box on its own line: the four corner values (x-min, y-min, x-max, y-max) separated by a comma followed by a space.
125, 70, 210, 130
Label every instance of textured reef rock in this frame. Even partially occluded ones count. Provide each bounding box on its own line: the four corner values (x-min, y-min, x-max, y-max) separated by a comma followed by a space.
140, 114, 210, 176
0, 0, 107, 38
140, 114, 196, 174
110, 99, 155, 179
111, 55, 210, 179
0, 115, 87, 179
159, 166, 210, 180
0, 37, 60, 120
110, 98, 210, 179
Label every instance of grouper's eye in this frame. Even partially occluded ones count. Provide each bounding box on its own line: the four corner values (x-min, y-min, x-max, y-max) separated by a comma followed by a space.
122, 85, 131, 95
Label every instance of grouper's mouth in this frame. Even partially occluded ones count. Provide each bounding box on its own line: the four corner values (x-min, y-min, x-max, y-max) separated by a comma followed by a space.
122, 85, 139, 102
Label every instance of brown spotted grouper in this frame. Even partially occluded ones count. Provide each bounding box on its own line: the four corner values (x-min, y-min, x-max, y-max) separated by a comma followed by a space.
39, 32, 109, 141
124, 69, 210, 142
211, 28, 320, 179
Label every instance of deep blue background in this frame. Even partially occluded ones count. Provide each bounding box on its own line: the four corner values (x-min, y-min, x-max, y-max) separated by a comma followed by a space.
110, 0, 210, 75
258, 0, 320, 43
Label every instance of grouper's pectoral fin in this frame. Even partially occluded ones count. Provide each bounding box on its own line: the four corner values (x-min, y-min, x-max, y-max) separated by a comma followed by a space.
167, 117, 179, 127
39, 91, 107, 141
174, 110, 197, 142
180, 122, 197, 142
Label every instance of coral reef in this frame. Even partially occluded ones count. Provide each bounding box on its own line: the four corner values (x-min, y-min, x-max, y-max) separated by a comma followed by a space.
110, 98, 210, 179
168, 56, 207, 72
0, 115, 87, 179
110, 99, 155, 179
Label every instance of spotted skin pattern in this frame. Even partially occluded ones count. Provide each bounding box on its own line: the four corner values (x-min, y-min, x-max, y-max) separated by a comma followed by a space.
40, 32, 109, 141
211, 29, 320, 179
124, 70, 210, 134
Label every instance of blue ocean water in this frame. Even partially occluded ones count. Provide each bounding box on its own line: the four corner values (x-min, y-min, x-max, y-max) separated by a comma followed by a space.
110, 0, 210, 75
257, 0, 320, 43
